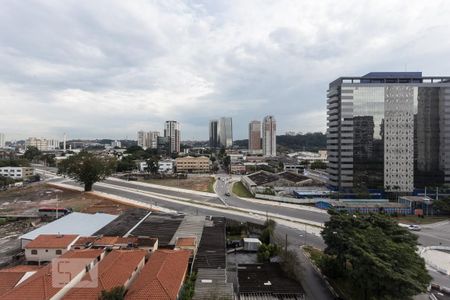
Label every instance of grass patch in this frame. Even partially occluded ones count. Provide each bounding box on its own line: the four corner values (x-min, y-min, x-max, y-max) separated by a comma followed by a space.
207, 177, 216, 193
232, 182, 254, 198
140, 177, 213, 193
394, 215, 449, 225
303, 245, 323, 265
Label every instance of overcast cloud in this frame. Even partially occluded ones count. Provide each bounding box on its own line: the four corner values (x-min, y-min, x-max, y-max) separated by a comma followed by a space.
1, 0, 450, 141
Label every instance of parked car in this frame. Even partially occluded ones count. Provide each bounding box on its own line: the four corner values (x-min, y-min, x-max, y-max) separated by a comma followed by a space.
408, 224, 421, 231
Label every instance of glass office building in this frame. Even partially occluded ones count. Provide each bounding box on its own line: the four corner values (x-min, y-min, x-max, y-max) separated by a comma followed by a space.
327, 72, 450, 192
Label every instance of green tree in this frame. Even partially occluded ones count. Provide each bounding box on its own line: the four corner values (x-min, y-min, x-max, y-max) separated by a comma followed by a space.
58, 151, 116, 191
146, 158, 159, 174
321, 211, 431, 300
24, 146, 41, 161
116, 156, 135, 172
99, 286, 125, 300
257, 243, 280, 262
433, 197, 450, 215
310, 160, 327, 170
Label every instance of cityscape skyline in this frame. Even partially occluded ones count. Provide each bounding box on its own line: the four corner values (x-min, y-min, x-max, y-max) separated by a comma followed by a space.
2, 1, 450, 140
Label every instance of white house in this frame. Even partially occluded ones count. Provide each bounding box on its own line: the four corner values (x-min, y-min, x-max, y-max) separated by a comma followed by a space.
24, 234, 80, 262
0, 167, 34, 179
158, 159, 174, 173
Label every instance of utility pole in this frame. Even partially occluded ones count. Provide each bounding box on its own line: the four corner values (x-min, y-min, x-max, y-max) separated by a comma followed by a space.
285, 233, 288, 257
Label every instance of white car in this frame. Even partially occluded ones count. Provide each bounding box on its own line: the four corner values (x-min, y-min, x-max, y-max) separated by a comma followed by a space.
408, 224, 421, 231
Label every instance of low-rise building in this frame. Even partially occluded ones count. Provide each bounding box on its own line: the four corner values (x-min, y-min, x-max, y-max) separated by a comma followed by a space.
175, 236, 197, 254
242, 171, 312, 195
0, 167, 34, 179
63, 250, 146, 300
24, 234, 80, 262
315, 199, 411, 215
230, 163, 246, 174
2, 249, 104, 300
126, 250, 191, 300
158, 159, 174, 173
398, 196, 434, 216
176, 156, 210, 173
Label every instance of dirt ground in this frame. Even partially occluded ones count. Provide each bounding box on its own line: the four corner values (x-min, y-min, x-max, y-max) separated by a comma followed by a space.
141, 176, 215, 193
0, 182, 137, 267
0, 182, 135, 216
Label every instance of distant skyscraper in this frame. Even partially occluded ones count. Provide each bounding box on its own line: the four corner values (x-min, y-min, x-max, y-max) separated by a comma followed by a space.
137, 131, 159, 149
25, 137, 60, 151
0, 133, 5, 148
164, 121, 180, 153
218, 117, 233, 148
262, 116, 276, 157
248, 120, 262, 154
327, 72, 450, 192
137, 131, 145, 148
209, 120, 218, 149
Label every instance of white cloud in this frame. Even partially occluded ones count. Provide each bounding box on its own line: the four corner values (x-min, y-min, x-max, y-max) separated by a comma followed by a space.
1, 0, 450, 140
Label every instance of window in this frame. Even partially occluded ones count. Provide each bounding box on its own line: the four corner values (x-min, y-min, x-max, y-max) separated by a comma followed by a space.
56, 249, 62, 255
31, 250, 37, 255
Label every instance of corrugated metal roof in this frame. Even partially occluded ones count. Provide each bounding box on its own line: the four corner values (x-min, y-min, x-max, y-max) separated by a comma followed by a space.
169, 215, 205, 245
192, 269, 233, 300
20, 212, 118, 241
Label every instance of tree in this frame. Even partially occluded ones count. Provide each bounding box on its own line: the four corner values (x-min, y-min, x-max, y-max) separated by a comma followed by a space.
434, 197, 450, 215
257, 243, 280, 262
99, 286, 125, 300
321, 211, 431, 300
310, 160, 327, 170
58, 151, 116, 191
116, 156, 135, 172
146, 158, 159, 174
24, 146, 41, 161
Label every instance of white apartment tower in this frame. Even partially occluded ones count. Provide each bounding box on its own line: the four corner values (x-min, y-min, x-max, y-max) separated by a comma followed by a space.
137, 131, 160, 149
262, 115, 276, 157
164, 121, 180, 153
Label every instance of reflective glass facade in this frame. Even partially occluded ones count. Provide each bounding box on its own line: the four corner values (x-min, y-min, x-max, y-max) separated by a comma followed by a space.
327, 74, 450, 193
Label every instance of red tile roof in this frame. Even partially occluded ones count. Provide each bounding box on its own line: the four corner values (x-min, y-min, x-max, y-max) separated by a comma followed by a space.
72, 237, 97, 248
25, 234, 79, 249
0, 265, 42, 273
2, 249, 103, 300
126, 250, 191, 300
92, 236, 138, 247
63, 250, 146, 300
0, 272, 26, 296
0, 265, 42, 296
175, 237, 196, 247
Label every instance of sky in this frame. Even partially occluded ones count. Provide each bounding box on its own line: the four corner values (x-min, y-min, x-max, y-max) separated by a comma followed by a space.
1, 0, 450, 141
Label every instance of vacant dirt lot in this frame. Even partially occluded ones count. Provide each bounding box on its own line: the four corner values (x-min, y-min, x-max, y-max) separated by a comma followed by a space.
0, 182, 135, 216
0, 182, 136, 267
141, 176, 215, 193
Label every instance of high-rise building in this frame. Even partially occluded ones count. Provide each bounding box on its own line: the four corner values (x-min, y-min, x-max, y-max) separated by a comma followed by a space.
248, 120, 262, 154
137, 131, 159, 149
164, 121, 180, 153
0, 133, 5, 148
262, 116, 276, 157
209, 120, 218, 149
25, 137, 60, 151
218, 117, 233, 148
327, 72, 450, 193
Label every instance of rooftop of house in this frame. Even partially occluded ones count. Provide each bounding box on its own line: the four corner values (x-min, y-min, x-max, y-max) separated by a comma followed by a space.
20, 212, 118, 242
2, 249, 104, 300
0, 266, 42, 297
63, 250, 146, 300
238, 263, 304, 297
136, 237, 158, 247
175, 237, 196, 247
126, 250, 191, 300
25, 234, 79, 249
92, 236, 138, 247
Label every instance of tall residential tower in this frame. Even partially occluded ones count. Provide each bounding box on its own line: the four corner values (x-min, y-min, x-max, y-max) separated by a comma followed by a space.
262, 115, 276, 157
164, 121, 180, 153
248, 120, 262, 154
327, 72, 450, 192
209, 120, 218, 149
218, 117, 233, 148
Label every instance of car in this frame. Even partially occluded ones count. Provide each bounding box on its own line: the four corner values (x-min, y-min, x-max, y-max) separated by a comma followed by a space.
225, 192, 230, 196
408, 224, 421, 231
